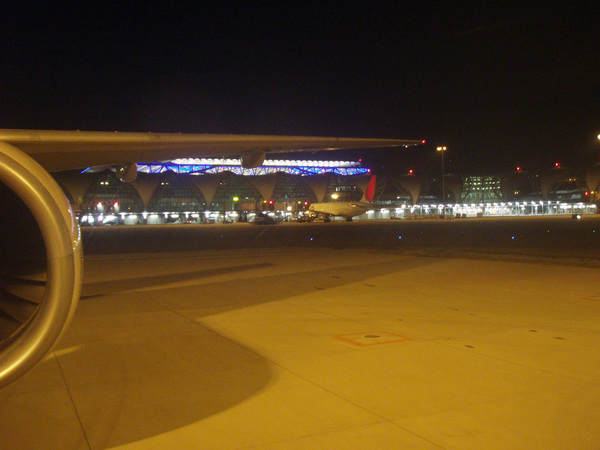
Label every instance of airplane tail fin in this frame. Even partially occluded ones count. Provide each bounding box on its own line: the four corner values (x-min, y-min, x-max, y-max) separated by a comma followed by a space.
361, 176, 376, 203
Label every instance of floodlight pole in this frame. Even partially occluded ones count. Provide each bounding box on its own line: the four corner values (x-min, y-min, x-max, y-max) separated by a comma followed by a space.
437, 146, 447, 213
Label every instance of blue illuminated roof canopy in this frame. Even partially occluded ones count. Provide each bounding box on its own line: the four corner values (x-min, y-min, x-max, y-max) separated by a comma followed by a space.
137, 158, 370, 176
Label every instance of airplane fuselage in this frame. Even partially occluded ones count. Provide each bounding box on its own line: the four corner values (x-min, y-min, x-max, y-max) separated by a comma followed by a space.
308, 201, 371, 221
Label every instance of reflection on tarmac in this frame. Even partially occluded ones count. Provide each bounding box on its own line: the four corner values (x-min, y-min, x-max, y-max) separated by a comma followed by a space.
1, 217, 600, 448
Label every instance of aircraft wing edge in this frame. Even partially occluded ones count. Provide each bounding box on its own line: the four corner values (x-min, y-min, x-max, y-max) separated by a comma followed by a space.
0, 129, 422, 172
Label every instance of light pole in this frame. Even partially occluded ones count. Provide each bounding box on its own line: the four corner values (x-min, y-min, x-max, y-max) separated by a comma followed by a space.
437, 146, 447, 213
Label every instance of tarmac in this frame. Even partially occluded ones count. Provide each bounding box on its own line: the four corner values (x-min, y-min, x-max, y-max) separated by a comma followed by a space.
1, 216, 600, 449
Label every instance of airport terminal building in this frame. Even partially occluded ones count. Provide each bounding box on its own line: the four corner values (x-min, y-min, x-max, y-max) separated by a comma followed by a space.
52, 157, 600, 225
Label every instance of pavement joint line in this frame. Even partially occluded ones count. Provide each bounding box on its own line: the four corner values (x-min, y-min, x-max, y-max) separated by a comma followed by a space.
52, 349, 92, 450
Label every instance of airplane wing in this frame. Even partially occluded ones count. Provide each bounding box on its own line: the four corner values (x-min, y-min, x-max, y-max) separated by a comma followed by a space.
0, 129, 422, 172
0, 128, 421, 388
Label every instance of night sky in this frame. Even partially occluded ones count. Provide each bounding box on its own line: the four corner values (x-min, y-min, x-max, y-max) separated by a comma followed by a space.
1, 2, 599, 174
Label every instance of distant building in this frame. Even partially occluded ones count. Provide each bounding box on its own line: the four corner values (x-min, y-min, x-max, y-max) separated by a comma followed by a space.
462, 176, 502, 203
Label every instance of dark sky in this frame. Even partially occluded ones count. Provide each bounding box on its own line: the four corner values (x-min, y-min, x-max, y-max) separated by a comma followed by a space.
1, 2, 599, 174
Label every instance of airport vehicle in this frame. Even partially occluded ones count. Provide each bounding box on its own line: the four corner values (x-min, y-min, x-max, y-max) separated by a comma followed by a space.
0, 129, 420, 387
251, 213, 277, 225
308, 175, 377, 222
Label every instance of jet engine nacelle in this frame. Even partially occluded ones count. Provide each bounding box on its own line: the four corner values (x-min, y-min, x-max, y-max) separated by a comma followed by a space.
0, 142, 82, 388
240, 150, 266, 169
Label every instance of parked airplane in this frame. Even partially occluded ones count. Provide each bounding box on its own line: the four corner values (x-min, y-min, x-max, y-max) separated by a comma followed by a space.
0, 129, 421, 387
308, 176, 377, 222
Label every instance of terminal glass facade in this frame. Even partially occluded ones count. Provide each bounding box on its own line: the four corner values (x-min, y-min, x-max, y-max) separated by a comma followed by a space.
548, 177, 588, 202
211, 172, 262, 211
325, 176, 362, 202
83, 171, 144, 213
271, 173, 317, 204
147, 172, 206, 212
373, 178, 412, 205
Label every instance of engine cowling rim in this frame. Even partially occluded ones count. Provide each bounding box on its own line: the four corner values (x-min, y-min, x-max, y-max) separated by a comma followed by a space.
0, 141, 82, 388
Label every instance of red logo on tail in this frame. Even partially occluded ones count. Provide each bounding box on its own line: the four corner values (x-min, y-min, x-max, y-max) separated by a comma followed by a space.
364, 176, 376, 203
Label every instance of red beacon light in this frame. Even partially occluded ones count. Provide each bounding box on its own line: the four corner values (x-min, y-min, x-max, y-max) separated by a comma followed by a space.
516, 166, 521, 172
555, 162, 560, 168
408, 169, 414, 175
